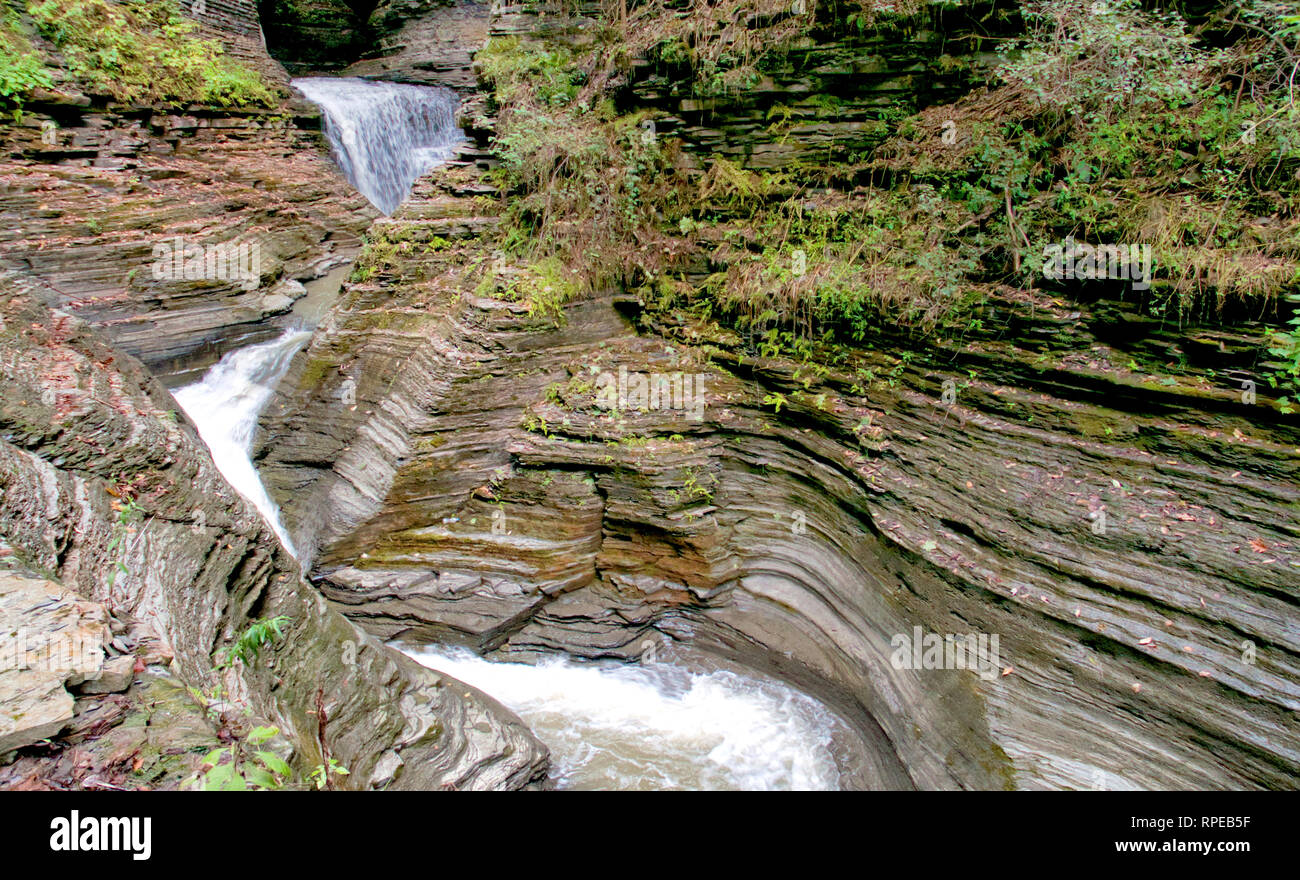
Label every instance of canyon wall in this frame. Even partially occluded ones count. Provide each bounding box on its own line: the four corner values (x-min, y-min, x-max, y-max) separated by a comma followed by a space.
0, 270, 549, 788
256, 1, 1300, 790
0, 3, 376, 384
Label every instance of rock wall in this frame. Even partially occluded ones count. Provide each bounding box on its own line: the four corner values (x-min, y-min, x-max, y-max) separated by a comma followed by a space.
257, 121, 1299, 791
258, 0, 489, 88
628, 0, 1019, 170
343, 0, 489, 89
0, 271, 549, 788
258, 0, 371, 73
0, 5, 377, 384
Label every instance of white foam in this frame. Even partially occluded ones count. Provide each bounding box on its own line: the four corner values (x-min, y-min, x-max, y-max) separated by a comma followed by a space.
292, 77, 464, 214
401, 645, 844, 790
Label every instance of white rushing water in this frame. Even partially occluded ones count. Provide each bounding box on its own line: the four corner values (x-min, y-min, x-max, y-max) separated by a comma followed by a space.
401, 645, 845, 791
167, 86, 846, 786
292, 77, 464, 214
173, 330, 311, 554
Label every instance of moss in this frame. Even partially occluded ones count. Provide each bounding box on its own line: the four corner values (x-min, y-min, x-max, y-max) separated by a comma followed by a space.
27, 0, 276, 107
296, 355, 336, 392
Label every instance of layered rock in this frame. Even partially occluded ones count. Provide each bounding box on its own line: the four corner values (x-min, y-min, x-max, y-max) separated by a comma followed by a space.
0, 271, 549, 789
0, 6, 377, 384
258, 143, 1299, 790
258, 0, 371, 73
258, 0, 488, 88
344, 0, 489, 89
0, 568, 119, 753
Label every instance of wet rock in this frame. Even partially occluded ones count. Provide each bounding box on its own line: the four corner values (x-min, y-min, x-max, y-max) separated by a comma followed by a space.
0, 274, 549, 789
0, 3, 376, 386
260, 153, 1300, 791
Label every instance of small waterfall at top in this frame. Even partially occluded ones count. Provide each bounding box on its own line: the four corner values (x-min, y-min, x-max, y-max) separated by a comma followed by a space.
292, 77, 464, 214
166, 82, 854, 787
173, 330, 311, 555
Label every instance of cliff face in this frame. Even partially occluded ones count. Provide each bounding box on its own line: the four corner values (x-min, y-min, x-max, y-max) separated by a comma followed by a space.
0, 0, 553, 788
254, 1, 1300, 790
0, 270, 549, 788
1, 0, 1295, 792
255, 154, 1298, 790
0, 2, 376, 384
257, 0, 488, 88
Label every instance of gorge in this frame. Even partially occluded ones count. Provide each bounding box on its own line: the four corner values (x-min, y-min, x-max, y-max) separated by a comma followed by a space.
0, 0, 1297, 793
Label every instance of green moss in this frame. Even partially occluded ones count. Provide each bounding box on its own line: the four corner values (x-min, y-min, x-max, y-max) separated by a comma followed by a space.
28, 0, 276, 107
502, 258, 580, 325
296, 355, 335, 391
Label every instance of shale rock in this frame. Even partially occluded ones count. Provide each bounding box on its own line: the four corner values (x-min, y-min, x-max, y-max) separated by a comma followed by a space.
0, 567, 116, 753
260, 152, 1299, 791
0, 271, 549, 789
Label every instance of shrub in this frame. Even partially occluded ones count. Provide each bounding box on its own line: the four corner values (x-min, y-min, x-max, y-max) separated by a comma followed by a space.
29, 0, 275, 106
0, 13, 53, 108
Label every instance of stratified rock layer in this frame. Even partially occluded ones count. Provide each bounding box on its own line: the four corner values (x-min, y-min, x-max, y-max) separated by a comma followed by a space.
0, 569, 114, 753
0, 271, 549, 789
259, 152, 1299, 791
0, 3, 377, 385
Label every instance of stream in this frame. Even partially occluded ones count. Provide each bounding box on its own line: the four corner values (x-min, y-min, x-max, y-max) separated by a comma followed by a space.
172, 77, 855, 791
401, 645, 849, 791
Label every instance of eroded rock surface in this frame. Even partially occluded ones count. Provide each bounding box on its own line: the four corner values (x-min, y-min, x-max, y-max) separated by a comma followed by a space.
259, 149, 1299, 791
0, 568, 115, 753
0, 272, 549, 789
0, 8, 377, 385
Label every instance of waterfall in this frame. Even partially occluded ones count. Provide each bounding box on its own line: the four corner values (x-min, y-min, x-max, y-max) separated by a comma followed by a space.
173, 330, 311, 555
292, 77, 464, 215
400, 645, 847, 790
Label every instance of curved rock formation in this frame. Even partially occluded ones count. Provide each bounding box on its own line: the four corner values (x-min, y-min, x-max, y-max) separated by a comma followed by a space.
258, 147, 1299, 791
0, 271, 548, 789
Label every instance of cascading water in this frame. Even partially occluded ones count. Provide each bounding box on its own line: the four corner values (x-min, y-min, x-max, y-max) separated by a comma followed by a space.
168, 83, 849, 788
401, 645, 848, 790
173, 330, 311, 555
176, 333, 852, 790
292, 77, 464, 215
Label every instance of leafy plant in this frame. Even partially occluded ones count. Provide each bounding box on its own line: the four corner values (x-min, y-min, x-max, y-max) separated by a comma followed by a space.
0, 13, 53, 109
308, 758, 350, 790
189, 724, 293, 791
217, 615, 291, 671
1266, 292, 1300, 413
105, 495, 144, 587
28, 0, 275, 106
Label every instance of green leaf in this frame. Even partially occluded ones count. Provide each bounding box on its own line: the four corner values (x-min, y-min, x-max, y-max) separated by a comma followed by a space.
246, 767, 278, 790
200, 747, 228, 768
204, 761, 234, 789
246, 725, 278, 745
257, 751, 292, 778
